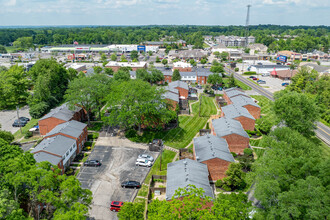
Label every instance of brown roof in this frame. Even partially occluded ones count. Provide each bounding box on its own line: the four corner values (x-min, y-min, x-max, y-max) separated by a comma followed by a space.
276, 69, 298, 78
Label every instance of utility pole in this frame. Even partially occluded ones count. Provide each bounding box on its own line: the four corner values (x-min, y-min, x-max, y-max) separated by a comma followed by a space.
16, 105, 22, 134
245, 5, 251, 47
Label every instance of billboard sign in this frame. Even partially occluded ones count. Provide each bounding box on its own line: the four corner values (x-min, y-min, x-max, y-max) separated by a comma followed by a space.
137, 45, 146, 52
277, 55, 287, 63
75, 47, 89, 51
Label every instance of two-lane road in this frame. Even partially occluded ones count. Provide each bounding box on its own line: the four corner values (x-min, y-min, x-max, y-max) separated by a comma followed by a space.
224, 67, 330, 146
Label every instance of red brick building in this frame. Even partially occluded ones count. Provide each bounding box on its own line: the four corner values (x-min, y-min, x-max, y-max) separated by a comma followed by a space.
211, 117, 250, 154
164, 92, 179, 111
167, 81, 189, 99
38, 104, 86, 136
220, 104, 255, 131
230, 96, 261, 119
223, 88, 250, 103
44, 120, 88, 154
193, 134, 235, 181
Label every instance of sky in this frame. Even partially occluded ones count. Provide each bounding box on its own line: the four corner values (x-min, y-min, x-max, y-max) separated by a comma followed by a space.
0, 0, 329, 26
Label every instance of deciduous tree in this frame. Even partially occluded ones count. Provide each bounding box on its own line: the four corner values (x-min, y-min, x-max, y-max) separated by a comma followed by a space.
172, 69, 181, 81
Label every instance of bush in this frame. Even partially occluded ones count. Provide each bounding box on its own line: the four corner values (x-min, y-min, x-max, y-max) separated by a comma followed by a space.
125, 129, 138, 138
231, 152, 237, 157
243, 148, 253, 156
92, 132, 99, 139
24, 131, 33, 139
206, 122, 209, 129
0, 130, 14, 143
243, 71, 257, 75
234, 67, 239, 72
246, 130, 257, 135
29, 101, 49, 119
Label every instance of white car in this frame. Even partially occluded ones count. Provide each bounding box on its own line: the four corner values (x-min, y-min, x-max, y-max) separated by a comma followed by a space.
138, 154, 154, 162
136, 158, 153, 167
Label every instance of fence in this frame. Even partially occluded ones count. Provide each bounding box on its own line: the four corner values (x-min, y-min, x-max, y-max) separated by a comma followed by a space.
199, 129, 211, 136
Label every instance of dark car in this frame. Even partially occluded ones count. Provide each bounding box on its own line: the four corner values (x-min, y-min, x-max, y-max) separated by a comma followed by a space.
257, 80, 266, 84
121, 181, 141, 189
110, 201, 124, 212
249, 76, 256, 79
282, 82, 289, 86
83, 160, 101, 167
12, 119, 27, 127
252, 77, 258, 80
19, 117, 30, 122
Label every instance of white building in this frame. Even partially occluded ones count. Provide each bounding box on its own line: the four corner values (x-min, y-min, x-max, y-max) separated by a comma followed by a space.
248, 65, 290, 74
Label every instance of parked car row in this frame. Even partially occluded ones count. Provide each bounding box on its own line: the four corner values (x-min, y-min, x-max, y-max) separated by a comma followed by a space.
12, 117, 30, 127
136, 153, 154, 167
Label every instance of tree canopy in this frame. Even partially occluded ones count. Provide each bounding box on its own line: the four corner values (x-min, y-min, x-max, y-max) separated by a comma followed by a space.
207, 73, 223, 85
172, 69, 181, 81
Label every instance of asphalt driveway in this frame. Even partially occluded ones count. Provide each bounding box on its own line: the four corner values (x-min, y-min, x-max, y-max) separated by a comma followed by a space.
77, 136, 158, 220
0, 106, 31, 134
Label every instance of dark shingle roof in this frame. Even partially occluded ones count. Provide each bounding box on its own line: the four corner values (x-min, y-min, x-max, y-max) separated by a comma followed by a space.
231, 96, 260, 108
33, 152, 62, 165
194, 134, 234, 162
168, 81, 189, 91
164, 92, 179, 103
166, 159, 214, 200
224, 89, 248, 99
45, 120, 86, 139
212, 117, 249, 138
222, 104, 255, 120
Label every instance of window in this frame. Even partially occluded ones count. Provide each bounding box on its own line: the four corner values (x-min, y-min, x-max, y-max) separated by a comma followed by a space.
70, 147, 73, 152
66, 151, 69, 156
62, 155, 65, 160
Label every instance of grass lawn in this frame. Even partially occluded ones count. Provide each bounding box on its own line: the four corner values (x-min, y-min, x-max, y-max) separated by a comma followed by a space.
130, 96, 217, 149
223, 78, 251, 90
13, 118, 39, 141
203, 43, 210, 48
251, 95, 273, 115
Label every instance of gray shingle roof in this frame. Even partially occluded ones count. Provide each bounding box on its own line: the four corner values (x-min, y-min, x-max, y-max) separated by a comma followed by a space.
168, 81, 189, 91
165, 86, 179, 94
31, 135, 76, 157
212, 117, 249, 138
45, 120, 86, 139
224, 89, 248, 98
33, 152, 62, 165
194, 134, 234, 162
166, 159, 214, 200
164, 92, 179, 103
231, 96, 260, 108
40, 103, 81, 121
251, 65, 289, 69
222, 104, 255, 120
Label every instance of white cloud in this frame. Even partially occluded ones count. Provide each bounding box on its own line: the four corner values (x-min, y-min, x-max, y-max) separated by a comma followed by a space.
5, 0, 16, 6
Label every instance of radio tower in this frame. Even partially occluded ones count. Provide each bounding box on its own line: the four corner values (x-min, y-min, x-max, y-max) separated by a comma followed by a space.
245, 5, 251, 47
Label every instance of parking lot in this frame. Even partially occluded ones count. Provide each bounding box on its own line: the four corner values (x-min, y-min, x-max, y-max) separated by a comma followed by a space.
0, 106, 31, 134
77, 135, 158, 220
240, 74, 289, 93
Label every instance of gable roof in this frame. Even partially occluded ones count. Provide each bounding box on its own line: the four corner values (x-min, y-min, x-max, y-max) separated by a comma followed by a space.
168, 81, 189, 91
33, 151, 62, 165
164, 91, 179, 103
45, 120, 87, 139
31, 135, 75, 157
194, 134, 234, 162
231, 96, 260, 108
212, 117, 249, 138
224, 88, 248, 99
166, 159, 214, 200
221, 104, 255, 120
40, 103, 81, 122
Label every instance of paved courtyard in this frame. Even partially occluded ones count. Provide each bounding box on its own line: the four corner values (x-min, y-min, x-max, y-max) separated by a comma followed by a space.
77, 136, 158, 220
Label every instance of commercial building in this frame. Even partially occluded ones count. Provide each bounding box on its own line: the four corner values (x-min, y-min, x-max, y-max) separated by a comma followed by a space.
248, 64, 290, 74
105, 61, 147, 72
169, 49, 208, 61
193, 134, 235, 181
215, 35, 255, 47
211, 117, 249, 154
166, 159, 214, 201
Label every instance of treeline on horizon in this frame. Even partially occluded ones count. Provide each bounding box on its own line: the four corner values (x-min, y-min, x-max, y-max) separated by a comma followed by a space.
0, 25, 329, 52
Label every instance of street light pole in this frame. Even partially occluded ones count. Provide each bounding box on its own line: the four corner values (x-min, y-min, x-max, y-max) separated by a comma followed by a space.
16, 105, 22, 134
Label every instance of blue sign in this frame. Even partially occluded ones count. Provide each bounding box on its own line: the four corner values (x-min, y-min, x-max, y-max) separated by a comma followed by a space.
137, 45, 146, 52
277, 55, 287, 62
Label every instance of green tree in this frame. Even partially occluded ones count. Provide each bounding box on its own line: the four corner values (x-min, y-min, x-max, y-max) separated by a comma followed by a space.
213, 51, 220, 58
207, 73, 223, 85
227, 74, 236, 88
0, 130, 14, 143
210, 65, 224, 73
130, 50, 139, 60
114, 68, 131, 81
216, 163, 246, 191
120, 54, 127, 62
165, 46, 172, 54
104, 80, 175, 132
200, 58, 207, 64
172, 69, 181, 81
104, 67, 114, 75
111, 53, 117, 61
93, 66, 103, 74
0, 45, 7, 54
67, 68, 77, 81
274, 90, 319, 136
220, 52, 229, 61
190, 59, 197, 67
13, 37, 33, 49
117, 202, 144, 220
155, 56, 160, 63
161, 59, 168, 66
100, 53, 107, 62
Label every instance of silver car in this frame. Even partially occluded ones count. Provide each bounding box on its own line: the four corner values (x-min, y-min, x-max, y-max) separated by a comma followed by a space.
138, 154, 154, 162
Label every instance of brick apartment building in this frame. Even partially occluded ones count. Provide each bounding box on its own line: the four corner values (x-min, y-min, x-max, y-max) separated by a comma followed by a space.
167, 81, 189, 99
105, 61, 147, 72
229, 96, 261, 119
193, 134, 235, 181
211, 117, 250, 154
220, 104, 255, 131
223, 88, 249, 103
164, 92, 179, 111
38, 104, 86, 136
44, 120, 88, 154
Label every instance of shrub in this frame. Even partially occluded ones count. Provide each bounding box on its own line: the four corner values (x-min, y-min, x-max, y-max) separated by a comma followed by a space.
215, 179, 223, 188
29, 101, 49, 119
231, 152, 237, 157
153, 179, 165, 183
234, 67, 239, 72
243, 71, 257, 75
125, 129, 138, 138
206, 122, 209, 129
243, 148, 253, 156
92, 132, 99, 139
246, 130, 257, 135
0, 130, 14, 143
24, 131, 33, 139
